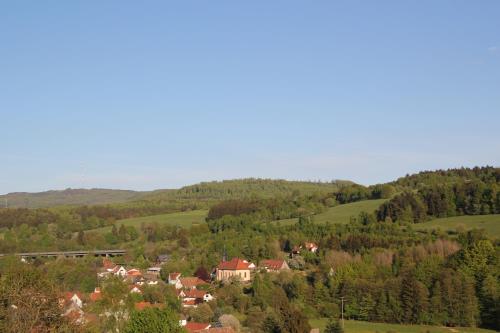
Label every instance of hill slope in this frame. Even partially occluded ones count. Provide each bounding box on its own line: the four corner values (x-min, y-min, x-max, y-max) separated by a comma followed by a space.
1, 178, 352, 209
274, 199, 387, 225
414, 214, 500, 238
0, 188, 149, 208
141, 178, 353, 202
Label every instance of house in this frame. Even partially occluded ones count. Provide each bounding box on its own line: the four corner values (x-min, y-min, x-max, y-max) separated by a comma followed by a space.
127, 268, 142, 278
89, 287, 102, 302
183, 289, 207, 301
64, 303, 86, 325
168, 272, 182, 288
111, 266, 127, 277
216, 258, 252, 282
179, 277, 208, 289
61, 292, 86, 325
182, 299, 201, 308
259, 259, 290, 272
143, 273, 160, 285
146, 266, 162, 277
98, 260, 125, 279
304, 242, 318, 253
64, 292, 84, 308
129, 285, 142, 294
176, 289, 186, 298
185, 322, 211, 332
182, 289, 214, 307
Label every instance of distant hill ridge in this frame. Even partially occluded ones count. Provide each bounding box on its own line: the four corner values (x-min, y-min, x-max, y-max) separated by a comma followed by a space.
0, 188, 148, 209
0, 178, 353, 209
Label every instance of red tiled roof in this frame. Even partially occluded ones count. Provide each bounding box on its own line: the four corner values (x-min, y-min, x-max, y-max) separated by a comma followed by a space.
183, 289, 206, 299
217, 258, 251, 270
260, 259, 286, 270
186, 322, 211, 332
127, 269, 142, 277
169, 272, 181, 280
180, 277, 207, 288
89, 290, 101, 302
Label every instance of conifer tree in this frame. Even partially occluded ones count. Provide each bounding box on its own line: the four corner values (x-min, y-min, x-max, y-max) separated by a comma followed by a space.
324, 319, 344, 333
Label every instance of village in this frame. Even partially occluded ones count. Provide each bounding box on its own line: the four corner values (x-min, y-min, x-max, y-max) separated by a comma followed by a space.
58, 242, 319, 332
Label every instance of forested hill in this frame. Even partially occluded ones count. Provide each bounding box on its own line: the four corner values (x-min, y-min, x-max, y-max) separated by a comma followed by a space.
141, 178, 353, 202
0, 188, 148, 209
391, 166, 499, 189
0, 178, 352, 209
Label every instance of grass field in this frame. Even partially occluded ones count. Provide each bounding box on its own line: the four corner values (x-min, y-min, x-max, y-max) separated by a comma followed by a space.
274, 199, 387, 226
89, 209, 208, 233
414, 214, 500, 238
309, 319, 497, 333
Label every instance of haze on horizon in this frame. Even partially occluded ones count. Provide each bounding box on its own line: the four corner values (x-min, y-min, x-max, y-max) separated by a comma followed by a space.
1, 1, 499, 194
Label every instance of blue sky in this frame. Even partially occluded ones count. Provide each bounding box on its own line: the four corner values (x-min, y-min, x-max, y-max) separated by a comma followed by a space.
1, 1, 499, 193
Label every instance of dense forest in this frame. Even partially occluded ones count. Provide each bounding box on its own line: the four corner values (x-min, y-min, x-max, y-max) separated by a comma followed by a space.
0, 167, 499, 332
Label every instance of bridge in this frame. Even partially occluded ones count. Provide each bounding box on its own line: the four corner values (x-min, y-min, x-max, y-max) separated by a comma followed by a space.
0, 249, 126, 259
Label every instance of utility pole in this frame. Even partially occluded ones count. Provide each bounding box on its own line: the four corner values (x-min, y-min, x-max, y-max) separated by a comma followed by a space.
340, 296, 345, 329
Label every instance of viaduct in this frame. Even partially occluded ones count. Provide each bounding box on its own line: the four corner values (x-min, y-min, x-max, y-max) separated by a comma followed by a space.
0, 249, 126, 259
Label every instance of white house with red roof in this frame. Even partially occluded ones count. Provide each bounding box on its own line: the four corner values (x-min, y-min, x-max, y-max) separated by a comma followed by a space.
168, 272, 182, 288
216, 258, 252, 282
181, 289, 214, 308
259, 259, 290, 272
63, 292, 84, 308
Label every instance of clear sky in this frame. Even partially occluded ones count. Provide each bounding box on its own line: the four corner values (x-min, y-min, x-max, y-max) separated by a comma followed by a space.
1, 1, 499, 194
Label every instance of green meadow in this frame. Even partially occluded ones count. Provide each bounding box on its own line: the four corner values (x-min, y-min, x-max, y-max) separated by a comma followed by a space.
274, 199, 387, 226
309, 319, 497, 333
414, 214, 500, 238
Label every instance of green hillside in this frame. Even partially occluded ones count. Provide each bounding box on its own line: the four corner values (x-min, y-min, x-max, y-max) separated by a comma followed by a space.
414, 214, 500, 238
1, 178, 352, 209
141, 178, 352, 202
309, 319, 497, 333
274, 199, 387, 225
90, 209, 208, 234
